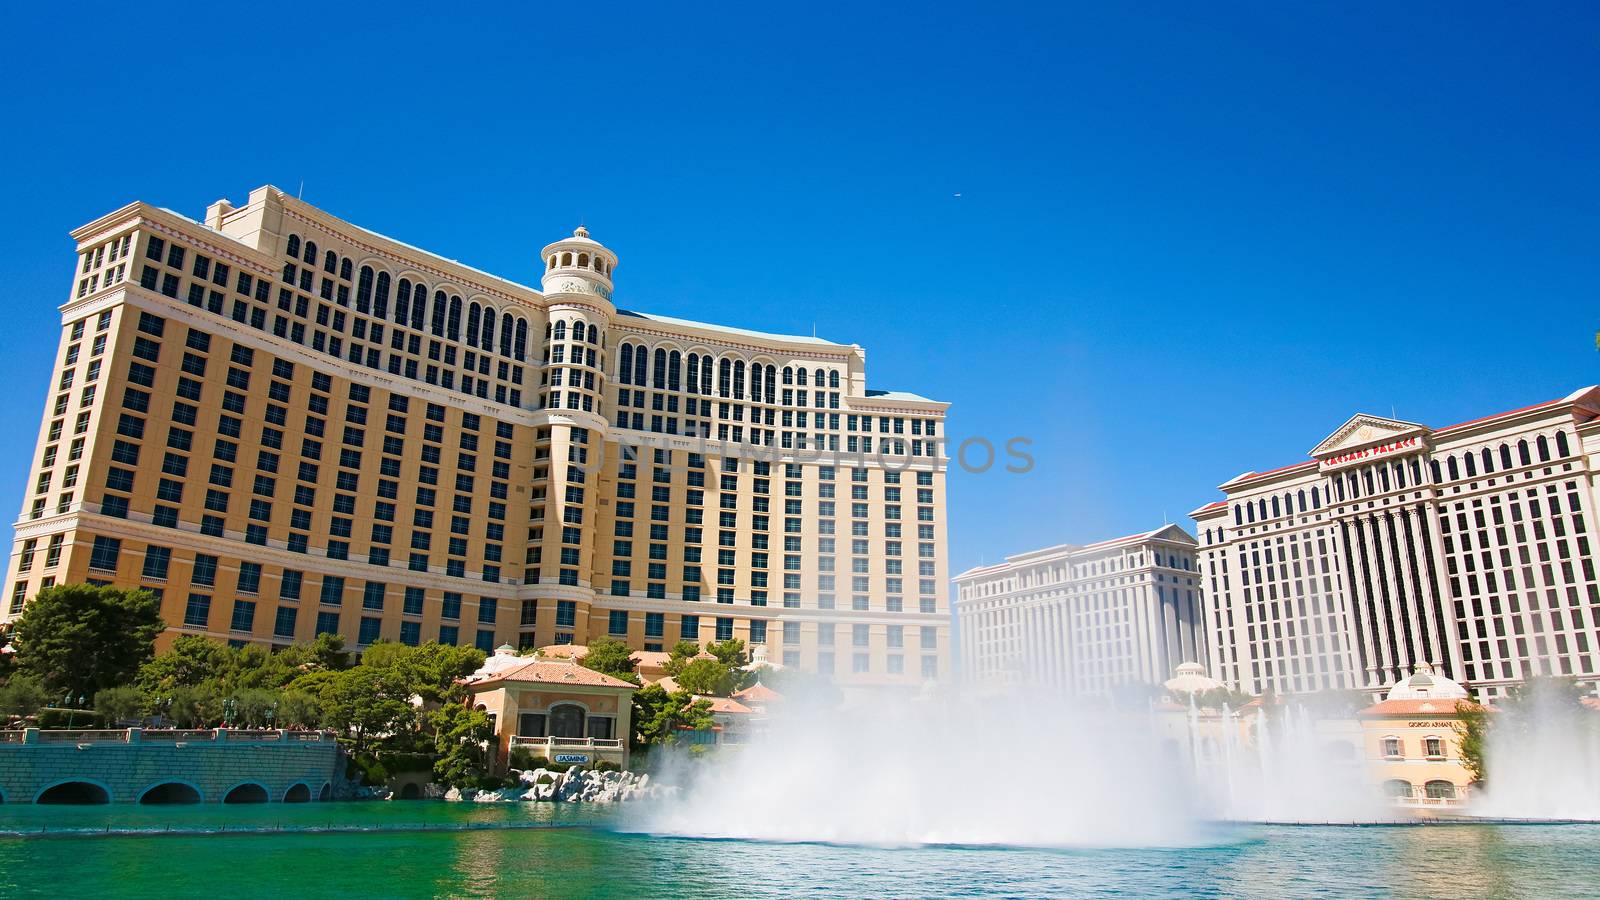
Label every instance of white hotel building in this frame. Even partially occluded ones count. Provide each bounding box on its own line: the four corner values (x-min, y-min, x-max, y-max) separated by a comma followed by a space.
953, 525, 1204, 693
1192, 387, 1600, 699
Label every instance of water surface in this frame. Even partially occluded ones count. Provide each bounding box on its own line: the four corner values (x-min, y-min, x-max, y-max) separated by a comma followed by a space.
0, 802, 1593, 898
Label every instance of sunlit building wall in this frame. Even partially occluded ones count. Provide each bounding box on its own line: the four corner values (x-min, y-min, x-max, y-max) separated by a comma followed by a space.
2, 186, 950, 687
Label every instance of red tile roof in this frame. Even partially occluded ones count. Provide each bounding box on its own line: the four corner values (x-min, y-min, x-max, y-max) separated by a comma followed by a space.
701, 695, 753, 715
1359, 698, 1476, 717
733, 683, 783, 703
472, 658, 638, 690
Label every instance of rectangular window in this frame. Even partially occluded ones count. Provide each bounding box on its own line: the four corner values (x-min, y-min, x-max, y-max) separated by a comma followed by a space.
183, 592, 212, 628
229, 599, 256, 633
141, 546, 171, 580
191, 554, 218, 587
609, 609, 629, 635
273, 606, 298, 640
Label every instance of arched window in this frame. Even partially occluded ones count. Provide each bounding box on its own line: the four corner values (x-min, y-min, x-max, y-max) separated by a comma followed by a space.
1429, 460, 1441, 483
578, 253, 589, 268
324, 250, 338, 273
514, 319, 528, 361
700, 358, 712, 394
1393, 461, 1406, 489
1557, 431, 1571, 457
619, 344, 634, 384
632, 346, 647, 386
1537, 435, 1550, 462
481, 307, 496, 352
356, 266, 374, 314
782, 367, 793, 385
447, 296, 462, 340
548, 703, 586, 739
813, 368, 824, 387
553, 321, 567, 341
653, 348, 668, 388
286, 234, 301, 258
1463, 453, 1476, 477
500, 313, 514, 356
1424, 780, 1457, 800
686, 354, 699, 393
395, 279, 412, 325
1382, 779, 1413, 799
1382, 736, 1403, 758
1500, 444, 1514, 469
1246, 503, 1255, 524
1271, 496, 1281, 518
374, 272, 390, 320
1480, 448, 1494, 474
1448, 457, 1460, 480
1297, 490, 1306, 512
1311, 486, 1321, 508
718, 358, 732, 397
412, 284, 428, 331
829, 370, 840, 389
734, 361, 746, 399
466, 303, 482, 347
1518, 440, 1531, 466
561, 252, 573, 266
751, 364, 763, 401
431, 291, 447, 336
587, 324, 599, 344
340, 258, 352, 281
303, 240, 317, 264
1234, 506, 1243, 526
1379, 466, 1390, 492
796, 368, 808, 387
668, 351, 681, 391
547, 255, 556, 270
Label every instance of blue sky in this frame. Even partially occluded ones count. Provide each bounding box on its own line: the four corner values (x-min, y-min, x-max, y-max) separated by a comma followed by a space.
2, 2, 1596, 575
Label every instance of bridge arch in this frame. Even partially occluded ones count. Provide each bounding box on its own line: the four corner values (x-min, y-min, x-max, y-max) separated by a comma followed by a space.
223, 782, 271, 804
35, 779, 112, 805
283, 782, 312, 803
138, 781, 204, 804
317, 782, 332, 802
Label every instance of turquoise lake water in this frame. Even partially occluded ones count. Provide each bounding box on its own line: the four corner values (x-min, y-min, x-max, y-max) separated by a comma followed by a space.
1, 802, 1597, 898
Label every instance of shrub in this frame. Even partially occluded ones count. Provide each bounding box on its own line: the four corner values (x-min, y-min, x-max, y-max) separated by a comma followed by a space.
36, 707, 105, 729
536, 774, 555, 785
348, 755, 390, 785
509, 746, 537, 771
594, 760, 622, 773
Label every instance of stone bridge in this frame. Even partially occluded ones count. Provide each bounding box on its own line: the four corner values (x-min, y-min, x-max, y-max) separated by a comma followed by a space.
0, 728, 344, 804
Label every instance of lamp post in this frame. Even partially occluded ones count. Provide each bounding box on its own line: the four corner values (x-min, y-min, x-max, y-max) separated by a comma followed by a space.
63, 693, 86, 729
222, 697, 238, 727
265, 701, 278, 729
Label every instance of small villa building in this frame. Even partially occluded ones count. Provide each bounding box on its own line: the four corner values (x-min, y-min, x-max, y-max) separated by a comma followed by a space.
1358, 665, 1476, 810
466, 645, 638, 771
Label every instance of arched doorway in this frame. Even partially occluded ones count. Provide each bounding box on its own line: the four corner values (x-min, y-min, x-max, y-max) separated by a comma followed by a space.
399, 783, 422, 800
224, 783, 270, 804
549, 703, 587, 738
36, 781, 110, 805
283, 783, 311, 803
140, 782, 202, 804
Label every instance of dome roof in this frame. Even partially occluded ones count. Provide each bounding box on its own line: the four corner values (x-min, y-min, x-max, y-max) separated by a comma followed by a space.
1385, 663, 1468, 701
1163, 662, 1222, 695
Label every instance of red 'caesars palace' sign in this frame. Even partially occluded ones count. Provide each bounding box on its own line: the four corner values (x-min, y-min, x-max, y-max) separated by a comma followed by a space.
1322, 436, 1420, 467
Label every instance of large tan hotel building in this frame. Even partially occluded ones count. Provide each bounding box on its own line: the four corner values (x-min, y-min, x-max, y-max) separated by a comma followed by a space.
2, 186, 950, 686
1193, 390, 1600, 699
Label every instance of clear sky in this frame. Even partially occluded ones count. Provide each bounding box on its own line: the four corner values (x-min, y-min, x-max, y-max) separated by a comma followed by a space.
1, 2, 1596, 576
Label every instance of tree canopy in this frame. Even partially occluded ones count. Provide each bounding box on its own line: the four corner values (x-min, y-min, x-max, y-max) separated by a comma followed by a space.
578, 636, 642, 684
13, 584, 164, 699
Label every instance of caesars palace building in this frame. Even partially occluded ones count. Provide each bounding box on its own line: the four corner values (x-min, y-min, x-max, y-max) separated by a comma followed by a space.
1, 185, 950, 686
1193, 389, 1600, 699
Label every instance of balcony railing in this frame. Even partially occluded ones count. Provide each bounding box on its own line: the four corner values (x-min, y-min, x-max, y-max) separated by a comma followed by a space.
509, 735, 624, 750
0, 728, 334, 746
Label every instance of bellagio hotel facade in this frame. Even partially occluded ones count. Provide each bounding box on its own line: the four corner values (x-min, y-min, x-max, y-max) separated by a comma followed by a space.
1193, 389, 1600, 699
1, 185, 950, 686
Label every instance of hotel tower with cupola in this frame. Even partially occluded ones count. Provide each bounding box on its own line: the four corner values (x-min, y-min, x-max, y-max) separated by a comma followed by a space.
2, 186, 950, 686
1193, 389, 1600, 699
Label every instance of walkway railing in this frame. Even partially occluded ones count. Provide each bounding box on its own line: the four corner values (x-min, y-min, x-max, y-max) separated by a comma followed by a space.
0, 728, 334, 746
